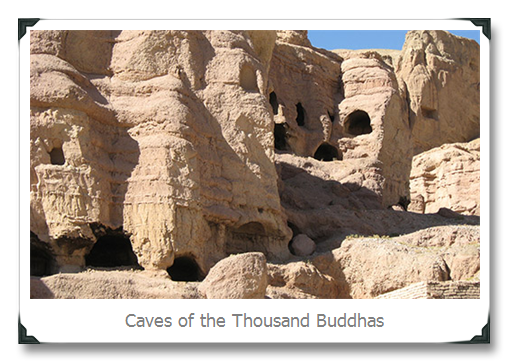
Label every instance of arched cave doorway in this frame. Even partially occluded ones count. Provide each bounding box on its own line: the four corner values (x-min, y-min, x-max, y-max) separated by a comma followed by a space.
85, 235, 140, 268
313, 143, 341, 162
167, 256, 203, 282
344, 110, 372, 136
49, 146, 65, 165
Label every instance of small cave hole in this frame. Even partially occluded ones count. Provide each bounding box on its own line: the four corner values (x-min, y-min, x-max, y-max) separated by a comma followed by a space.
421, 107, 438, 120
269, 91, 279, 115
49, 147, 65, 165
85, 235, 140, 268
167, 256, 203, 282
313, 143, 341, 162
274, 123, 288, 151
344, 110, 372, 136
296, 102, 306, 126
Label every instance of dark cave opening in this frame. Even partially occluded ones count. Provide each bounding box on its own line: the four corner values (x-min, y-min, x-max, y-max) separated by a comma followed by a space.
344, 110, 372, 136
85, 235, 140, 268
167, 256, 203, 282
421, 106, 438, 120
296, 102, 306, 126
30, 241, 57, 276
274, 123, 288, 150
49, 146, 65, 165
313, 143, 341, 162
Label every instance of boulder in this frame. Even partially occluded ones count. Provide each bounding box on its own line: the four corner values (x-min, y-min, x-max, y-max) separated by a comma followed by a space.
198, 252, 268, 299
289, 234, 316, 256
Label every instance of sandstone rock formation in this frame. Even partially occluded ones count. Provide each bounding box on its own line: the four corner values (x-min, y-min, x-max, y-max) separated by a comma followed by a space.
29, 29, 481, 299
30, 30, 291, 275
395, 31, 480, 155
408, 138, 480, 215
198, 252, 268, 299
31, 224, 480, 300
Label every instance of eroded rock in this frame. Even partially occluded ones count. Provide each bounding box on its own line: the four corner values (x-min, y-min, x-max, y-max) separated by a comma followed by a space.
198, 252, 268, 299
29, 30, 481, 299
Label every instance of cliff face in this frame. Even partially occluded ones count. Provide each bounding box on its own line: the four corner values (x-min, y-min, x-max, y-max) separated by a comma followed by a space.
30, 30, 291, 273
29, 30, 481, 281
396, 30, 480, 155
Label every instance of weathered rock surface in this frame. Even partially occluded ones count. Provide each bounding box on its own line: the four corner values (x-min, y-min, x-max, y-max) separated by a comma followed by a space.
31, 224, 479, 299
30, 30, 291, 274
267, 261, 338, 299
395, 31, 480, 155
198, 252, 268, 299
31, 269, 202, 299
29, 29, 481, 299
408, 138, 480, 215
267, 225, 479, 299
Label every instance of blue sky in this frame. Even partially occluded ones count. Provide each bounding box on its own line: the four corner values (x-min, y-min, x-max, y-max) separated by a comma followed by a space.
307, 30, 480, 50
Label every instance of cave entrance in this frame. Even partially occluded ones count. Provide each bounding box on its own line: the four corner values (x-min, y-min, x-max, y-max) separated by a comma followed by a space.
30, 241, 57, 276
344, 110, 372, 136
314, 143, 341, 162
167, 256, 203, 282
85, 235, 140, 268
296, 102, 306, 126
274, 123, 288, 151
49, 146, 65, 165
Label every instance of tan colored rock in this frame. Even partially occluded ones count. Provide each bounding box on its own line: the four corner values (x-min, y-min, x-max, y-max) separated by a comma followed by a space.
408, 139, 480, 215
270, 39, 412, 208
30, 30, 291, 274
322, 238, 451, 298
267, 261, 339, 299
29, 30, 481, 301
337, 51, 412, 207
395, 30, 480, 155
264, 224, 479, 299
308, 225, 479, 299
393, 225, 480, 281
198, 252, 268, 299
31, 269, 202, 299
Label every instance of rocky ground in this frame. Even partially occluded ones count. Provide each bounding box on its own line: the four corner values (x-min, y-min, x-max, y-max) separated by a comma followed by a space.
32, 221, 480, 299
